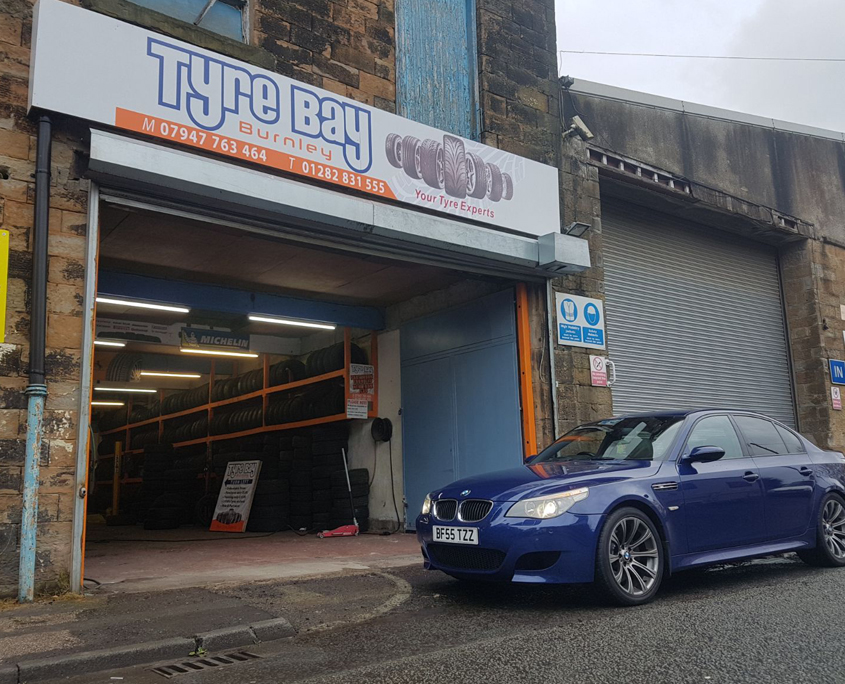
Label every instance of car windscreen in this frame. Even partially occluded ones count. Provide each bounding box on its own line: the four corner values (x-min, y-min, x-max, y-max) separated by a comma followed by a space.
530, 417, 684, 463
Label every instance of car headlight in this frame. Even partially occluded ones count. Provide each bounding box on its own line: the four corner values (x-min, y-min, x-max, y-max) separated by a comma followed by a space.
505, 487, 589, 519
421, 493, 432, 515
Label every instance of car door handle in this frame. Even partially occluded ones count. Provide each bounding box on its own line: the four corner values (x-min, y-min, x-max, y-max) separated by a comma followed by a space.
742, 472, 760, 483
799, 466, 813, 476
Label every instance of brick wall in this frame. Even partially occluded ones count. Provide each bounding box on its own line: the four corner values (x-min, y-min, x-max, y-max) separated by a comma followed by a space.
0, 0, 90, 595
254, 0, 396, 111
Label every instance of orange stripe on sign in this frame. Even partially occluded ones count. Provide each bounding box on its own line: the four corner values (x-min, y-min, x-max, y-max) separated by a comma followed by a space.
209, 520, 247, 533
115, 108, 397, 200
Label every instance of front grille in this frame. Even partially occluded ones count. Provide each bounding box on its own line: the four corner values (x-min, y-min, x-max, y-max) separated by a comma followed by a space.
433, 499, 457, 521
515, 551, 561, 571
427, 544, 506, 571
459, 499, 493, 522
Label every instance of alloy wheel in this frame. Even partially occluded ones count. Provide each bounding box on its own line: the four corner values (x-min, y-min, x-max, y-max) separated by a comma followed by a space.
823, 499, 845, 558
608, 516, 659, 596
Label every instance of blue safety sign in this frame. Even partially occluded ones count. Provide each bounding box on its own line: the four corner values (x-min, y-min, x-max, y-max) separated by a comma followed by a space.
555, 293, 606, 350
830, 359, 845, 385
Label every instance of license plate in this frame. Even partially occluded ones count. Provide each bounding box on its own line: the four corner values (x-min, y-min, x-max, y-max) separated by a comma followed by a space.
433, 526, 478, 545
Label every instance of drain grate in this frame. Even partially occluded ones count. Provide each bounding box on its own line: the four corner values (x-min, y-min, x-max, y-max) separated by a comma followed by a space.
151, 651, 261, 678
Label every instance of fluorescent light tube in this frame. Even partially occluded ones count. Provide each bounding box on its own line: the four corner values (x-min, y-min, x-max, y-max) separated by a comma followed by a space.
140, 371, 202, 379
94, 340, 126, 347
94, 386, 158, 393
96, 296, 190, 314
91, 401, 125, 406
180, 349, 259, 358
248, 315, 336, 330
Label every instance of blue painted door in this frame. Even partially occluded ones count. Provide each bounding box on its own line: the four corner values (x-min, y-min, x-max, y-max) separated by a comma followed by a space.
401, 289, 523, 528
395, 0, 480, 139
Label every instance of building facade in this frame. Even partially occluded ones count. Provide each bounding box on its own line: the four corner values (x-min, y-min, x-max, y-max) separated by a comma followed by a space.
2, 0, 845, 600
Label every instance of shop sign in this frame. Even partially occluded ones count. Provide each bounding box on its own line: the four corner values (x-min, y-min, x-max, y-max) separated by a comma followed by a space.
833, 387, 842, 411
29, 0, 559, 238
830, 359, 845, 385
589, 355, 608, 387
96, 318, 179, 345
0, 230, 8, 344
181, 327, 250, 351
210, 460, 262, 532
347, 363, 374, 419
555, 293, 606, 350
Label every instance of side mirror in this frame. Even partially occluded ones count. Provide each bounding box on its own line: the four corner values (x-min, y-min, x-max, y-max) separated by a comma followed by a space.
684, 445, 725, 463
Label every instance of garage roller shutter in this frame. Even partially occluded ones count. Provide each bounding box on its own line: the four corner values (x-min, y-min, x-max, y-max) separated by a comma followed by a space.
602, 201, 796, 427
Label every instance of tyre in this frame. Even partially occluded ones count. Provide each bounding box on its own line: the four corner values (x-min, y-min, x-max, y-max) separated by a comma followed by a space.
419, 139, 444, 189
594, 507, 663, 606
465, 152, 487, 199
502, 172, 514, 200
485, 163, 504, 202
401, 136, 422, 179
797, 493, 845, 567
385, 132, 403, 168
443, 135, 467, 199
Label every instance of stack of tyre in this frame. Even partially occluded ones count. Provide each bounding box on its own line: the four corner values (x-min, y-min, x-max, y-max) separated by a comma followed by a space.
330, 468, 369, 532
239, 434, 289, 532
130, 425, 160, 450
305, 343, 368, 377
141, 443, 176, 529
289, 434, 313, 530
161, 383, 210, 414
385, 133, 515, 202
143, 445, 206, 529
310, 424, 349, 532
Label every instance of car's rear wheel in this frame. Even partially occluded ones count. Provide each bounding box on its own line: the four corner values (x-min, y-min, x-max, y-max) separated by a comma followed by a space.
595, 507, 663, 606
797, 493, 845, 567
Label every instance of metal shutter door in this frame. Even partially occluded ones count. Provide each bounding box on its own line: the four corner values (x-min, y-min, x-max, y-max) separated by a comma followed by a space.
602, 201, 796, 427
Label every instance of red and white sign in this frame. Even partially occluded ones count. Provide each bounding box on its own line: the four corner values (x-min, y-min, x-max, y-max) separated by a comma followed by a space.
347, 363, 374, 419
833, 387, 842, 411
29, 0, 559, 237
210, 460, 261, 532
590, 355, 608, 387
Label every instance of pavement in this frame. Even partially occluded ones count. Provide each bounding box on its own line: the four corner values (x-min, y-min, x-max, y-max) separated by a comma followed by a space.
83, 527, 419, 593
0, 564, 413, 683
33, 553, 845, 684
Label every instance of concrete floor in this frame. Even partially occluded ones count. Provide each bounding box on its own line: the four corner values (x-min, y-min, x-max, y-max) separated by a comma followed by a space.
84, 524, 420, 593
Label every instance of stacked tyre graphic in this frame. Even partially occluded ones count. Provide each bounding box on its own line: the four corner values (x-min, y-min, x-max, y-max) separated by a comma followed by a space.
386, 133, 514, 202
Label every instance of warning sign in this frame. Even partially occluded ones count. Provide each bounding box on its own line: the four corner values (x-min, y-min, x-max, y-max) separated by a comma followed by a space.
590, 355, 608, 387
210, 460, 262, 532
833, 387, 842, 411
347, 364, 374, 419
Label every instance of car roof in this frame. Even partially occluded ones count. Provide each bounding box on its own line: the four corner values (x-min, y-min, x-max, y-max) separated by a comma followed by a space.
599, 408, 777, 422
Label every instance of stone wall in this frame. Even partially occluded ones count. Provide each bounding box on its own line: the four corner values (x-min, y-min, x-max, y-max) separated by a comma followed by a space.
254, 0, 396, 111
781, 238, 845, 451
0, 0, 90, 595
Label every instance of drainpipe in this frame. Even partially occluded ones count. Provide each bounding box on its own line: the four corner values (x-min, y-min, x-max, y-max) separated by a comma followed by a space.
18, 115, 51, 603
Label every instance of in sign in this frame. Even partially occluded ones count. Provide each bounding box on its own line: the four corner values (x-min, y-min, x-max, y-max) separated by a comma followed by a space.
830, 359, 845, 385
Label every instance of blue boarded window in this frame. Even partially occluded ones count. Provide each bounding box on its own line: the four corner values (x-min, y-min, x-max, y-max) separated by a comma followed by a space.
128, 0, 246, 42
395, 0, 480, 140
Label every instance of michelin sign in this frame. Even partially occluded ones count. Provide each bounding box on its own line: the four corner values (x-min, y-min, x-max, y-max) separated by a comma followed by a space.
28, 0, 560, 237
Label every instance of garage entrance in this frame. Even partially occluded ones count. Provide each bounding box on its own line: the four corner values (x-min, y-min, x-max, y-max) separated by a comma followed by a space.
602, 200, 796, 426
83, 197, 524, 587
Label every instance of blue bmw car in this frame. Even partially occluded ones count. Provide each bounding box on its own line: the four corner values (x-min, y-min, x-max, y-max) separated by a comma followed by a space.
416, 409, 845, 605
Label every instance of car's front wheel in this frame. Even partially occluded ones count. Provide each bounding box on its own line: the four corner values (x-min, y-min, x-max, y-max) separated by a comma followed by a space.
797, 492, 845, 567
595, 507, 664, 606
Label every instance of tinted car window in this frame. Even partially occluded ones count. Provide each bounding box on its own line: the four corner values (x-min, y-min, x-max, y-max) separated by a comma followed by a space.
734, 416, 788, 456
532, 417, 683, 463
775, 424, 805, 453
685, 416, 744, 460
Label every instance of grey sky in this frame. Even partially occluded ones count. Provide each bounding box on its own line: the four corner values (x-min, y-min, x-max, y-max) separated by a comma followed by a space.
555, 0, 845, 132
